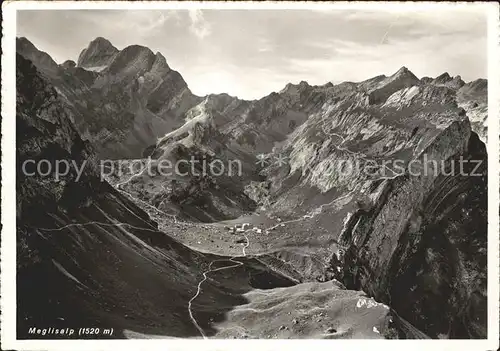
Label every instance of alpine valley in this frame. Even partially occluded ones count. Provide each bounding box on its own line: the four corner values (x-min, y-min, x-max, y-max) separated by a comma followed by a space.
16, 36, 488, 339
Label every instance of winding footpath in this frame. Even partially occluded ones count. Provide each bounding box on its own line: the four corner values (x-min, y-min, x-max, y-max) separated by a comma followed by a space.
186, 185, 362, 338
187, 234, 250, 338
118, 187, 185, 224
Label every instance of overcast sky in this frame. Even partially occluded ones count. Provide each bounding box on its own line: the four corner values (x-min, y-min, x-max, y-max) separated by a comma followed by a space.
17, 8, 488, 99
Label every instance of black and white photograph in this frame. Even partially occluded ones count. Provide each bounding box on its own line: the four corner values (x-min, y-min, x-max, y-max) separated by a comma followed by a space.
1, 1, 499, 350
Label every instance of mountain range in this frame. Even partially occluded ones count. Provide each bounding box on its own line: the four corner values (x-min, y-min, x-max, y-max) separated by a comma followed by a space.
16, 37, 488, 339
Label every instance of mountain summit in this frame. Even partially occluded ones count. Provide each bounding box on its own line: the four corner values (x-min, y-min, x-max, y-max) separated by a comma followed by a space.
16, 37, 60, 76
15, 36, 489, 340
16, 37, 201, 159
77, 36, 119, 69
367, 66, 420, 104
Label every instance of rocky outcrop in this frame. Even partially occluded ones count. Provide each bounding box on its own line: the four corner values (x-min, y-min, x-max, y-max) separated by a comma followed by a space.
111, 98, 260, 222
339, 127, 487, 338
238, 67, 488, 338
16, 37, 60, 77
431, 73, 465, 90
366, 67, 420, 104
17, 54, 406, 340
17, 35, 488, 340
16, 53, 206, 335
420, 77, 433, 84
61, 60, 76, 69
418, 73, 485, 142
17, 37, 202, 159
456, 79, 487, 142
110, 76, 365, 221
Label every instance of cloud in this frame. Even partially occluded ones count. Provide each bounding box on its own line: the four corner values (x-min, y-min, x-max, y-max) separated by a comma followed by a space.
133, 12, 176, 32
97, 10, 180, 34
188, 10, 211, 39
257, 37, 273, 52
285, 32, 486, 85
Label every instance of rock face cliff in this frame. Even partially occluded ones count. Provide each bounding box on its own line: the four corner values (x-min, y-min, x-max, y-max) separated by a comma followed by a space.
16, 37, 488, 340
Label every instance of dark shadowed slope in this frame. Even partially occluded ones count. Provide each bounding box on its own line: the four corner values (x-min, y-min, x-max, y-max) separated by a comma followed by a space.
127, 65, 488, 338
17, 37, 202, 159
16, 36, 488, 340
254, 71, 488, 338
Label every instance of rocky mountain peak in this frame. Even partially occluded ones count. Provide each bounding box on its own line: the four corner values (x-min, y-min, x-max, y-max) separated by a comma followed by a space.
395, 65, 409, 74
77, 36, 119, 69
91, 36, 114, 47
456, 77, 487, 142
434, 72, 452, 83
430, 72, 465, 89
16, 36, 36, 51
15, 35, 488, 339
101, 44, 156, 77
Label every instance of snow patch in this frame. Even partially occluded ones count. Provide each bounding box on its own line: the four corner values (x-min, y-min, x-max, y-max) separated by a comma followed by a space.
85, 65, 107, 72
383, 86, 420, 108
52, 260, 86, 287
